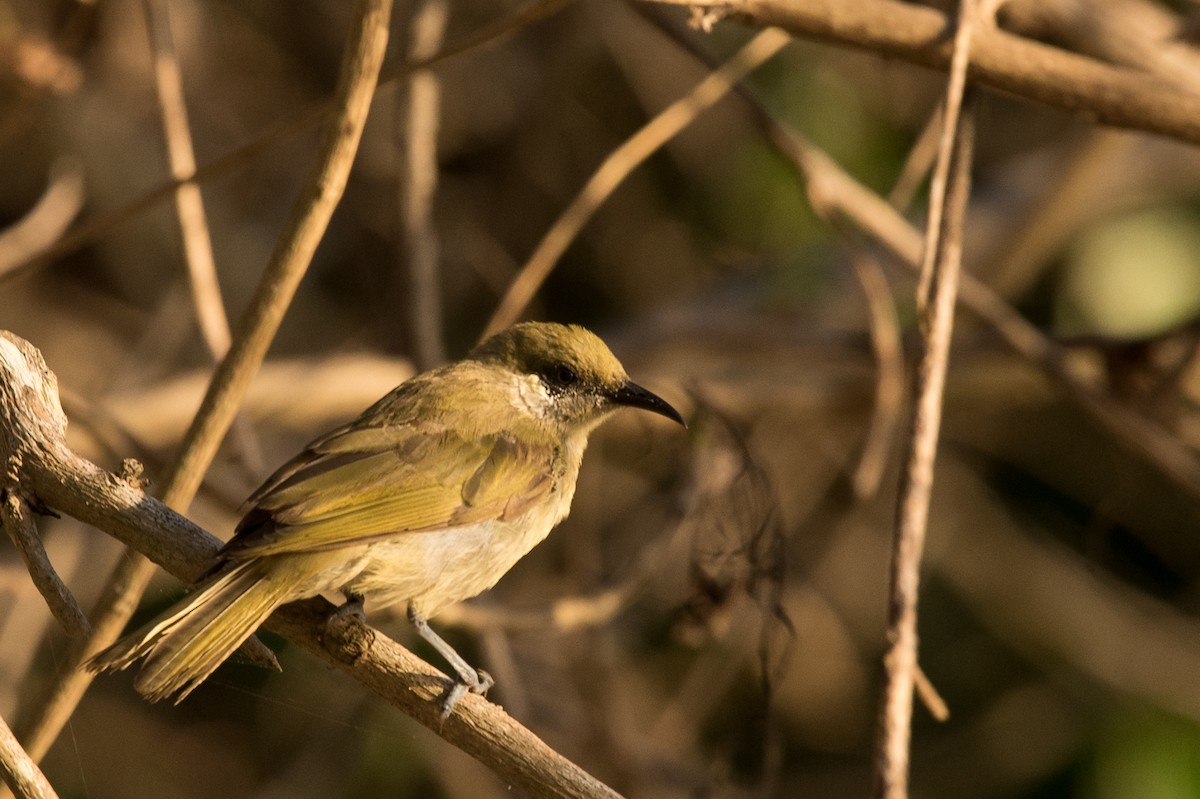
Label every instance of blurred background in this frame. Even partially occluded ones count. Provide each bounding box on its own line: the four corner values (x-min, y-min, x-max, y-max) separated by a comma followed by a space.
3, 0, 1200, 797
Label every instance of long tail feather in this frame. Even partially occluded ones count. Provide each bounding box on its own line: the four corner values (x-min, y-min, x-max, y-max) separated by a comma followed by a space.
88, 562, 287, 703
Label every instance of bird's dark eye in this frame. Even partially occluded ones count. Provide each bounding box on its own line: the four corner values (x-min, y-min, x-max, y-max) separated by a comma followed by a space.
546, 363, 578, 388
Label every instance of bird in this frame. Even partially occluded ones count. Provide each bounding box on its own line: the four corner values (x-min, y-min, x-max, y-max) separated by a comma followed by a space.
89, 322, 684, 716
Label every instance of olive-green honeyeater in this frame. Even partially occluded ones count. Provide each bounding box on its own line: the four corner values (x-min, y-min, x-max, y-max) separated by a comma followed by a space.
90, 322, 684, 716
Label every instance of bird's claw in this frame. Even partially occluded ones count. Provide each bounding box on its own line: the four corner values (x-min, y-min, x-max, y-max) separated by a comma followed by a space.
470, 668, 495, 702
323, 597, 373, 663
438, 668, 494, 721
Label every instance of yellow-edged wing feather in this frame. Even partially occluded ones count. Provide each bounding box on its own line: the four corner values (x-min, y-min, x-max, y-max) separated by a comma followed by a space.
222, 420, 556, 559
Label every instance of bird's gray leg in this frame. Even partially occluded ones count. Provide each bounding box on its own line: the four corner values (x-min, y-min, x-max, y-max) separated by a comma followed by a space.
335, 591, 366, 621
407, 603, 493, 719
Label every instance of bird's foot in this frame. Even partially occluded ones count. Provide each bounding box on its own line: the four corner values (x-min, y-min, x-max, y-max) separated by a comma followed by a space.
438, 668, 494, 721
323, 595, 374, 664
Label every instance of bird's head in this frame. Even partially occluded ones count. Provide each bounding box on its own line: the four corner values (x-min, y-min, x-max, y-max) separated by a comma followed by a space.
469, 322, 684, 432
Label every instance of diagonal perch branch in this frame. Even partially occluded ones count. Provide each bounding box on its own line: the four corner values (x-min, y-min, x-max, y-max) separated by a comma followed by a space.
0, 329, 621, 799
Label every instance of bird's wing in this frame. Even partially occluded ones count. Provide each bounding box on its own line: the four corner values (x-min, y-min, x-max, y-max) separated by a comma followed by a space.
221, 422, 556, 559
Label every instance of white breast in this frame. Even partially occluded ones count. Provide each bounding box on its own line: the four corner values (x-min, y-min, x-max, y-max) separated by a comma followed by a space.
344, 490, 570, 616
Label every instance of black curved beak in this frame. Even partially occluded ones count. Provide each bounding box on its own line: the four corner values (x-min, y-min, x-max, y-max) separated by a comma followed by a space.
611, 380, 686, 427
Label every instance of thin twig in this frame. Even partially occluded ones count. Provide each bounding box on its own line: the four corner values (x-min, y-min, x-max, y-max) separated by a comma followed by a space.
874, 40, 978, 798
0, 160, 83, 278
846, 248, 905, 500
912, 665, 950, 722
481, 26, 792, 338
142, 0, 231, 359
12, 0, 394, 765
886, 107, 942, 211
401, 0, 450, 370
0, 713, 56, 799
0, 493, 91, 641
915, 0, 977, 314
